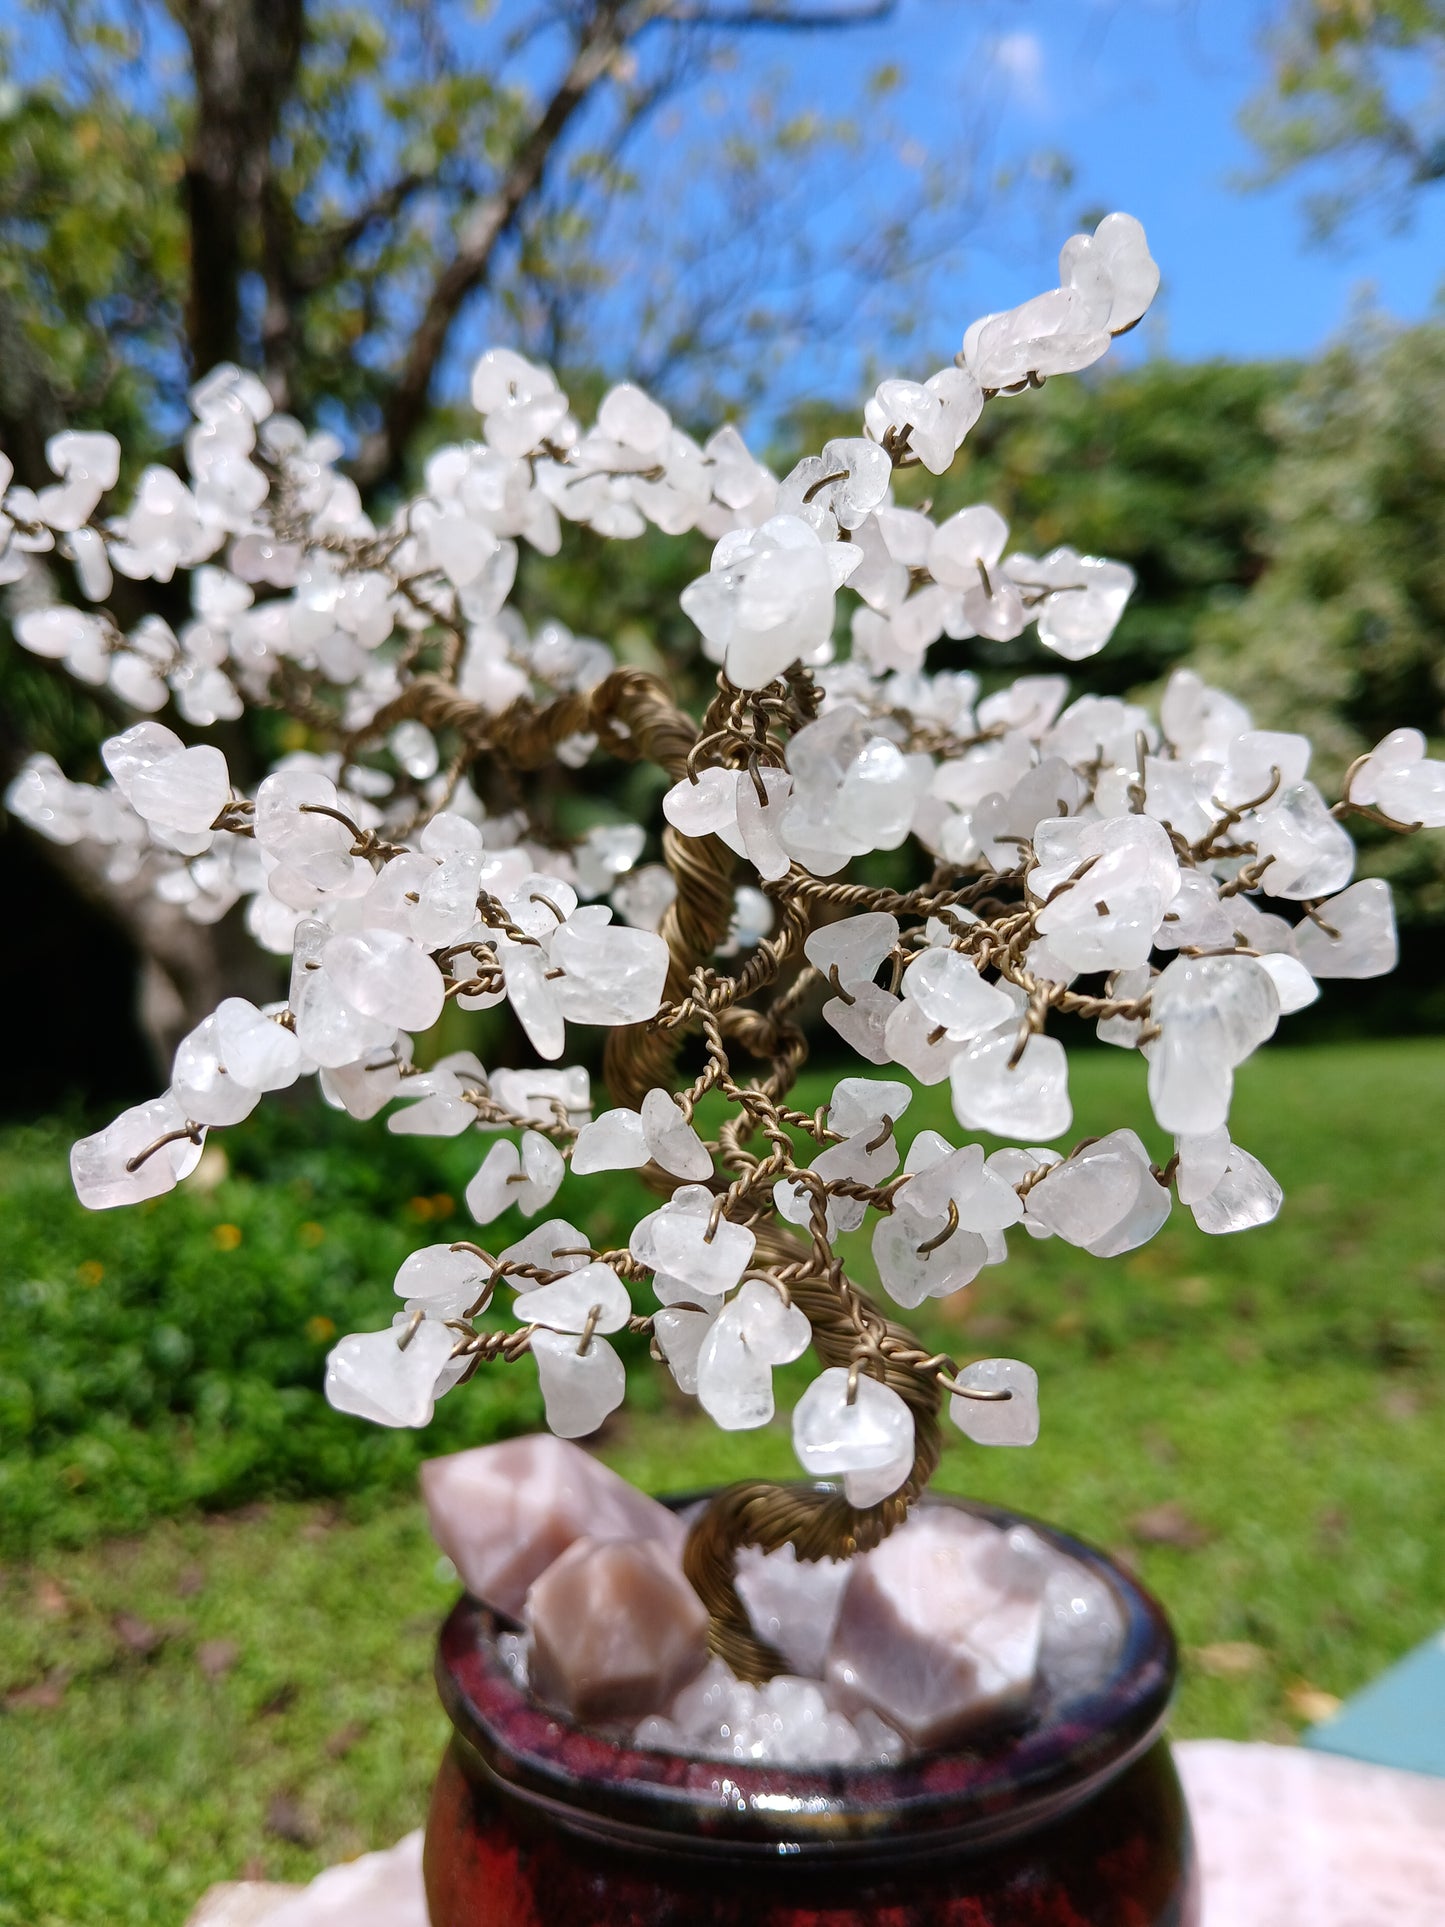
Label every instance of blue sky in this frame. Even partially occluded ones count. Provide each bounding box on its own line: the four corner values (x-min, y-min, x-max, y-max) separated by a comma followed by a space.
15, 0, 1441, 419
785, 0, 1445, 368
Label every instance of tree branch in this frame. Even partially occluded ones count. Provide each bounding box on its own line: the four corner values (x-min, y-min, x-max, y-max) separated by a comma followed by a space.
657, 1, 892, 26
292, 172, 434, 294
353, 0, 639, 491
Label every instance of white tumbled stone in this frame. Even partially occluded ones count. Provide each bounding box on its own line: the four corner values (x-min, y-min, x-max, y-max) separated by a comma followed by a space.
653, 1305, 714, 1394
1024, 1129, 1167, 1257
71, 1093, 205, 1210
1034, 1549, 1126, 1698
696, 1280, 810, 1430
641, 1086, 713, 1180
735, 1542, 851, 1677
792, 1367, 914, 1508
823, 978, 899, 1063
571, 1106, 648, 1174
630, 1183, 755, 1295
325, 1321, 455, 1429
1292, 879, 1398, 979
950, 1358, 1040, 1446
804, 912, 899, 986
530, 1327, 626, 1438
872, 1202, 991, 1309
394, 1243, 490, 1319
1189, 1143, 1282, 1234
951, 1030, 1072, 1141
324, 928, 446, 1031
827, 1076, 913, 1137
901, 947, 1015, 1038
1253, 782, 1355, 900
466, 1131, 563, 1223
513, 1259, 631, 1335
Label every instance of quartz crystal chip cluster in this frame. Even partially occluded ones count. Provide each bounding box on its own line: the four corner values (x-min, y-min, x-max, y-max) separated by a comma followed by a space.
422, 1441, 1124, 1763
12, 212, 1439, 1545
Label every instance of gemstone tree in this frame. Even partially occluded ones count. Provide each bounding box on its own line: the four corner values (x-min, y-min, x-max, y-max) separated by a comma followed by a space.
8, 215, 1441, 1676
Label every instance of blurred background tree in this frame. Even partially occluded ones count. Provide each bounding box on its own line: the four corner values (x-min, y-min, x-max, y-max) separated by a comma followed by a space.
1193, 315, 1445, 1006
1244, 0, 1445, 235
0, 0, 1042, 1099
4, 0, 1445, 1113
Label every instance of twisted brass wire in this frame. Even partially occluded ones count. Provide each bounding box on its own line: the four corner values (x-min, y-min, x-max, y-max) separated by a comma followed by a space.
354, 661, 967, 1673
683, 1224, 944, 1681
551, 685, 948, 1677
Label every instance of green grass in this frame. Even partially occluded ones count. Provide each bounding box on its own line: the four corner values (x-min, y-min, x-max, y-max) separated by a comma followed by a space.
1, 1040, 1443, 1923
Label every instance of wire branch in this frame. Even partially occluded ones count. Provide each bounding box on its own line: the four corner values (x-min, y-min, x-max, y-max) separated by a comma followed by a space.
354, 0, 638, 490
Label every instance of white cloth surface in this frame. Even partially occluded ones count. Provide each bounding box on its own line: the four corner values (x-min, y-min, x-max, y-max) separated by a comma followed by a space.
1176, 1739, 1445, 1927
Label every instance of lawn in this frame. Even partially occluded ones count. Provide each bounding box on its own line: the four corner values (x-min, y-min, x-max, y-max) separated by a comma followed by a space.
1, 1039, 1442, 1925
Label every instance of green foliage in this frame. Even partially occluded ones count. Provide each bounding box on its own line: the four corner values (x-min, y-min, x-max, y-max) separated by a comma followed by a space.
1242, 0, 1445, 233
785, 358, 1291, 703
1195, 315, 1445, 926
1, 1039, 1442, 1918
0, 1503, 455, 1925
0, 1107, 554, 1557
0, 73, 180, 432
909, 357, 1295, 699
0, 0, 983, 470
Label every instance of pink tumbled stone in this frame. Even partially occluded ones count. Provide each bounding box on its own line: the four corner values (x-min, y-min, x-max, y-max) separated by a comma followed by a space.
420, 1435, 684, 1619
526, 1536, 710, 1723
825, 1509, 1043, 1749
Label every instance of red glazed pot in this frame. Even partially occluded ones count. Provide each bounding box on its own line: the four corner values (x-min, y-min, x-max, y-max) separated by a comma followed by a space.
424, 1492, 1199, 1927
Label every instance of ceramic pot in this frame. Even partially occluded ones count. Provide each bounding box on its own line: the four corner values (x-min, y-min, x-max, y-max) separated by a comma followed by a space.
424, 1491, 1198, 1926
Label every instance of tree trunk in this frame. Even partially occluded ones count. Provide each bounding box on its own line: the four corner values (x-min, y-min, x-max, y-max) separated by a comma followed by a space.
32, 832, 282, 1076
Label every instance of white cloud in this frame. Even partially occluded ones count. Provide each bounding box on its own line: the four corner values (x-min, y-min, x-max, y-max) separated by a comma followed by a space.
991, 30, 1046, 109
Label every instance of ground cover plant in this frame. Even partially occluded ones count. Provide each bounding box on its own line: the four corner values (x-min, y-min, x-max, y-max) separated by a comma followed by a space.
2, 1038, 1442, 1922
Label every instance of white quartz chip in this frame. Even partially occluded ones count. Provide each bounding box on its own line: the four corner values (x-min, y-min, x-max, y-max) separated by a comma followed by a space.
792, 1366, 915, 1508
466, 1131, 564, 1223
823, 978, 899, 1064
901, 947, 1015, 1038
325, 1321, 455, 1428
951, 1030, 1072, 1141
653, 1306, 713, 1395
950, 1358, 1040, 1446
71, 1093, 206, 1210
696, 1280, 810, 1430
662, 765, 742, 841
804, 912, 899, 988
571, 1106, 648, 1174
1188, 1143, 1282, 1234
641, 1086, 713, 1180
1023, 1129, 1168, 1257
629, 1183, 755, 1295
530, 1327, 625, 1438
1350, 726, 1445, 828
394, 1243, 491, 1319
512, 1260, 631, 1336
1292, 879, 1398, 979
826, 1076, 913, 1138
324, 928, 447, 1031
1253, 782, 1356, 900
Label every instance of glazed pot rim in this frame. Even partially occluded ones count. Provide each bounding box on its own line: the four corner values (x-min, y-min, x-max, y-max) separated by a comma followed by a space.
434, 1489, 1176, 1861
